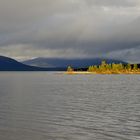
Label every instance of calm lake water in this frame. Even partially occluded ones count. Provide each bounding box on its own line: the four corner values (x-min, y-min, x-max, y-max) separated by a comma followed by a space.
0, 72, 140, 140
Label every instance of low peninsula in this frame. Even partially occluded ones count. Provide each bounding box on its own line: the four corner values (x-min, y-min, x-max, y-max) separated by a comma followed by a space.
65, 61, 140, 74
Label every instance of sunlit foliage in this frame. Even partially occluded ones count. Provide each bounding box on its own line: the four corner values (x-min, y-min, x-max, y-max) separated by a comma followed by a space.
87, 61, 139, 74
67, 61, 140, 74
67, 66, 74, 72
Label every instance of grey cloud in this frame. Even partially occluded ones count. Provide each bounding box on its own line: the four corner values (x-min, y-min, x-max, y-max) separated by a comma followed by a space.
0, 0, 140, 62
85, 0, 140, 7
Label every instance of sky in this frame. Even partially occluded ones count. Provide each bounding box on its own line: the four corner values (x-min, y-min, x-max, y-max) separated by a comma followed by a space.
0, 0, 140, 63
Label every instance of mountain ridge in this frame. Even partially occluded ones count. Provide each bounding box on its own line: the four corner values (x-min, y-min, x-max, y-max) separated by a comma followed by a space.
23, 57, 127, 68
0, 56, 65, 71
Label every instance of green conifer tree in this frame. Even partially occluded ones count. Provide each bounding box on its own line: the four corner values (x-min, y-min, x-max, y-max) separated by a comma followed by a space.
127, 64, 131, 71
133, 64, 138, 71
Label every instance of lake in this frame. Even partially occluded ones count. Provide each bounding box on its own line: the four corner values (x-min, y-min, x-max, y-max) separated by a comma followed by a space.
0, 72, 140, 140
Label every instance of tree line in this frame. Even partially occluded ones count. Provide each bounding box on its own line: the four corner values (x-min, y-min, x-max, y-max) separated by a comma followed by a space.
67, 61, 140, 74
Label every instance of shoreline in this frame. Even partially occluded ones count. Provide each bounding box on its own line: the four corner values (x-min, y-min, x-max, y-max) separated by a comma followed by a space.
64, 71, 140, 75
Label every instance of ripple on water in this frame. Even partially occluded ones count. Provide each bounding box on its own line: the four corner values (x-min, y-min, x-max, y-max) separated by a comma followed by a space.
0, 73, 140, 140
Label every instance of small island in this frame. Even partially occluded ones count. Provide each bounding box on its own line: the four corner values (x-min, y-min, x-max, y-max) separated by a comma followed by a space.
66, 61, 140, 74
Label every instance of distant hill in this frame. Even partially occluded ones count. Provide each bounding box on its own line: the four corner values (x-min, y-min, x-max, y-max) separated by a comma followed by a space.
0, 56, 65, 71
23, 57, 127, 68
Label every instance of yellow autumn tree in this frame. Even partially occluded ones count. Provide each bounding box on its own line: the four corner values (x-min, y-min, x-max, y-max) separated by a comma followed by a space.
67, 66, 74, 72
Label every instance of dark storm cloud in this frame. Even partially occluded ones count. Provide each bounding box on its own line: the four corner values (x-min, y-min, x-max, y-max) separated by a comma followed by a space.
0, 0, 140, 62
